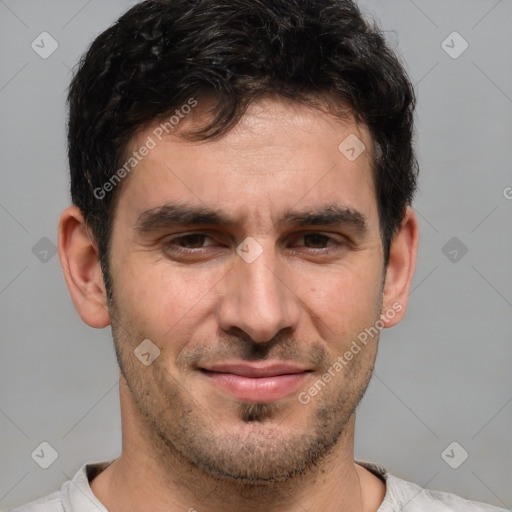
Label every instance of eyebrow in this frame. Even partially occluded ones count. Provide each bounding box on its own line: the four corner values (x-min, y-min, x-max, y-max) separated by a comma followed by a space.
136, 204, 237, 232
135, 202, 368, 234
282, 205, 367, 232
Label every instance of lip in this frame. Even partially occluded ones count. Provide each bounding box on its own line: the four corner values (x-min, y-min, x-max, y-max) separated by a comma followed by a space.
200, 362, 311, 403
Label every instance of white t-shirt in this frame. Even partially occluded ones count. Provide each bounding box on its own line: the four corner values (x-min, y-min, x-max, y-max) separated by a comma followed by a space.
8, 459, 508, 512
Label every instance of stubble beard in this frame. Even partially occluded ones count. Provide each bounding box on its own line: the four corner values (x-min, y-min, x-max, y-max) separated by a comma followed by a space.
108, 297, 378, 488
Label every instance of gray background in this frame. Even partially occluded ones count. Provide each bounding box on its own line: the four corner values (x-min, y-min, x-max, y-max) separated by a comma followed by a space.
1, 0, 511, 509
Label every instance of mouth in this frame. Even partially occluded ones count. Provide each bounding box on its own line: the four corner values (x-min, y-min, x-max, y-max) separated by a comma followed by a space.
199, 362, 312, 403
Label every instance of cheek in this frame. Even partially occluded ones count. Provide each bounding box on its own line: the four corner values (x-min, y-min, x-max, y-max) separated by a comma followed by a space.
111, 255, 220, 346
302, 261, 383, 338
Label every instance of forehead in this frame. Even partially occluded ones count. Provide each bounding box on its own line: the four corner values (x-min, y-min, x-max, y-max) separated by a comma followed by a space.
117, 97, 378, 231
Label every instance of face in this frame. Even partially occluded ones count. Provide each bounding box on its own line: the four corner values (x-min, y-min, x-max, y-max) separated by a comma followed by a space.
106, 98, 389, 483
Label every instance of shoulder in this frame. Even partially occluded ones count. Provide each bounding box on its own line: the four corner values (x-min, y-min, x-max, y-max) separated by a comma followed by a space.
7, 491, 64, 512
386, 472, 508, 512
7, 459, 113, 512
356, 460, 508, 512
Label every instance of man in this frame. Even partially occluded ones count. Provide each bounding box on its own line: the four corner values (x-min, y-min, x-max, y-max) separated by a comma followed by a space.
10, 0, 506, 511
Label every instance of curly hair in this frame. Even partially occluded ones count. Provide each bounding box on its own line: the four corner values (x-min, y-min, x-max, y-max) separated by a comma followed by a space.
67, 0, 418, 288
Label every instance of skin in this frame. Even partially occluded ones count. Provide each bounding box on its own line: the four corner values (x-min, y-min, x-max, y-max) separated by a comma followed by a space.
58, 97, 418, 512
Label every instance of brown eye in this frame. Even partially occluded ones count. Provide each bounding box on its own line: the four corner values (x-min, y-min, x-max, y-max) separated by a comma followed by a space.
174, 234, 209, 248
303, 233, 332, 248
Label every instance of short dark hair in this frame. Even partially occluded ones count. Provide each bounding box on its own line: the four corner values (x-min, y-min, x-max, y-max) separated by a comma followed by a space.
67, 0, 418, 291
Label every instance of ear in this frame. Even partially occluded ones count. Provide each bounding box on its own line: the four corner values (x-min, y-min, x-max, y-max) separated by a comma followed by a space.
58, 206, 111, 328
381, 207, 419, 328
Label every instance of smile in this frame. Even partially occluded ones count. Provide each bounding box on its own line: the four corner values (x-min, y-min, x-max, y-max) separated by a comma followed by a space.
199, 362, 312, 403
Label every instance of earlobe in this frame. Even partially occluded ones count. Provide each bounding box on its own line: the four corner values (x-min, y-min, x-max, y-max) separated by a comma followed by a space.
58, 206, 111, 328
381, 207, 419, 328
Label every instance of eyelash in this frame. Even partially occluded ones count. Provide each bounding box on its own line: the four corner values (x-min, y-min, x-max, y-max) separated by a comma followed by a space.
162, 232, 347, 256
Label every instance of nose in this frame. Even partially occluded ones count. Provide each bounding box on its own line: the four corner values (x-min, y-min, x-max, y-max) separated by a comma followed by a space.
216, 242, 301, 343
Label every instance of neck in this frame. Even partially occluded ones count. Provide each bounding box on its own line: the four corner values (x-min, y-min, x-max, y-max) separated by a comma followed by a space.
90, 377, 385, 512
